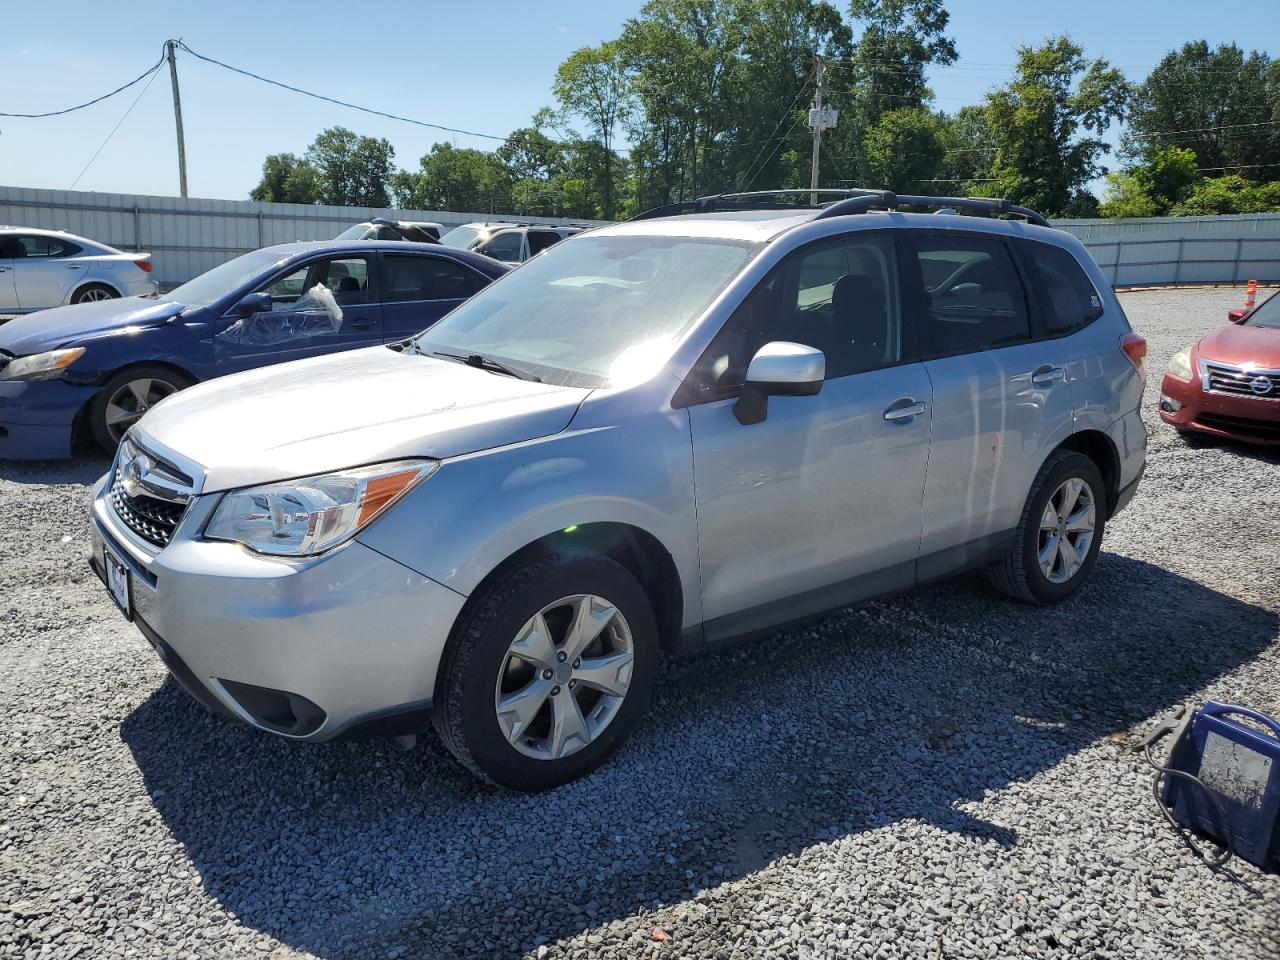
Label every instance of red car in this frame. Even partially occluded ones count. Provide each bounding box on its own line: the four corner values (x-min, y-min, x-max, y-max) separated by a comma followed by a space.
1159, 290, 1280, 446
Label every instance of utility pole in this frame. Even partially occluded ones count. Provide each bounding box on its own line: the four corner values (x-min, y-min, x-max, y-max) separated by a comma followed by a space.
809, 57, 826, 207
166, 40, 189, 198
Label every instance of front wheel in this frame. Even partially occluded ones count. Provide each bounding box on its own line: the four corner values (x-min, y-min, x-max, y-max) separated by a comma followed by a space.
433, 552, 658, 790
988, 450, 1106, 605
88, 365, 190, 453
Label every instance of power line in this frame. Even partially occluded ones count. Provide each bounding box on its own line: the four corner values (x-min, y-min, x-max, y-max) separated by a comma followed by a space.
1129, 119, 1280, 138
174, 40, 552, 147
0, 54, 165, 118
737, 68, 813, 191
68, 61, 166, 190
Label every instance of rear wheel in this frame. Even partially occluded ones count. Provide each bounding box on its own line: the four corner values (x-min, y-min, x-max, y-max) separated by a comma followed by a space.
88, 365, 190, 452
988, 450, 1106, 605
72, 283, 119, 304
433, 552, 658, 790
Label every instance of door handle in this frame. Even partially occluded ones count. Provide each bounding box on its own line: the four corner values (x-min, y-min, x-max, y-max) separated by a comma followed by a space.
65, 264, 83, 269
349, 316, 376, 328
883, 398, 927, 421
1031, 365, 1066, 386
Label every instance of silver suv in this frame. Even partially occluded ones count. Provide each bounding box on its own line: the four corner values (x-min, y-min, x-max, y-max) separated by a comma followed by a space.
89, 190, 1147, 790
439, 221, 586, 263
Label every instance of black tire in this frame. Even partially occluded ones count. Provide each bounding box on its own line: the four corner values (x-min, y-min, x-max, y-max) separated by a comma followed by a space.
88, 365, 191, 453
433, 551, 659, 791
988, 450, 1106, 605
72, 283, 120, 305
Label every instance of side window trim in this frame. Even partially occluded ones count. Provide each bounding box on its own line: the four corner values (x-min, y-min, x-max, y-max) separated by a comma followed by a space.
903, 228, 1038, 362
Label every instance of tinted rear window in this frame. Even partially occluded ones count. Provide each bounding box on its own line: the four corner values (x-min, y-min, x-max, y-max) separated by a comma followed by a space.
910, 235, 1031, 356
1022, 240, 1103, 335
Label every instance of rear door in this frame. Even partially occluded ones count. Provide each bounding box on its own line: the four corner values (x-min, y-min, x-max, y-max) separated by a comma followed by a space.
11, 234, 84, 308
379, 252, 491, 340
213, 254, 383, 374
526, 230, 564, 258
477, 230, 526, 264
905, 231, 1074, 576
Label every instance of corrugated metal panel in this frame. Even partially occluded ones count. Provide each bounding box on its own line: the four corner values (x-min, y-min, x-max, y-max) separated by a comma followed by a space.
0, 185, 608, 287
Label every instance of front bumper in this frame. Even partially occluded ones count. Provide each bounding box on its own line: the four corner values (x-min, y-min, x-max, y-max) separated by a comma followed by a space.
0, 379, 98, 460
1159, 373, 1280, 447
89, 474, 467, 741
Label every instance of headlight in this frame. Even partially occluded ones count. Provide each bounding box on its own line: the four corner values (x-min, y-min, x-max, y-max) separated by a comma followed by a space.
1167, 347, 1193, 381
205, 460, 438, 557
0, 347, 85, 381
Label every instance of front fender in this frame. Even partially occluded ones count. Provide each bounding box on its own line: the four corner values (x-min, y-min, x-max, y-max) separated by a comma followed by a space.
357, 399, 702, 629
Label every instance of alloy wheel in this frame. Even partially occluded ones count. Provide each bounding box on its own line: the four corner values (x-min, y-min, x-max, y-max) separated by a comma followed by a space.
494, 594, 635, 761
1037, 477, 1096, 584
103, 378, 177, 443
77, 287, 114, 303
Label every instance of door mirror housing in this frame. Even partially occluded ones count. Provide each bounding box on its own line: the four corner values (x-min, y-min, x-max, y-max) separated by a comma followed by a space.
734, 341, 825, 425
233, 291, 272, 317
1227, 307, 1250, 324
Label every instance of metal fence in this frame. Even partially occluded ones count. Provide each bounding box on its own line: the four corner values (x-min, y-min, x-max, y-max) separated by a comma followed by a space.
0, 186, 606, 288
2, 185, 1278, 289
1055, 213, 1280, 287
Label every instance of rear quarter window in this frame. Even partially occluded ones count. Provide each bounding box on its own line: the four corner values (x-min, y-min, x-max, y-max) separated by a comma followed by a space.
1021, 240, 1104, 336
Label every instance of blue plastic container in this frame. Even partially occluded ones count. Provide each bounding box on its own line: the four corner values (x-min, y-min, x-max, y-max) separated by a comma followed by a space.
1162, 701, 1280, 870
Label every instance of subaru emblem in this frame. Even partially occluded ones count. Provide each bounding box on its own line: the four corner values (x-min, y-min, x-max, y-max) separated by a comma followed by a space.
122, 452, 152, 498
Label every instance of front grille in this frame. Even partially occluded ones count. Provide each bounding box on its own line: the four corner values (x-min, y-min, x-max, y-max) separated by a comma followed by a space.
1203, 361, 1280, 399
108, 441, 192, 548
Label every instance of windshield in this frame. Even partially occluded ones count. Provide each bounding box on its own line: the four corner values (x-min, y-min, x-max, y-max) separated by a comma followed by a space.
166, 250, 290, 308
439, 225, 484, 250
1246, 291, 1280, 329
334, 224, 372, 240
414, 233, 761, 387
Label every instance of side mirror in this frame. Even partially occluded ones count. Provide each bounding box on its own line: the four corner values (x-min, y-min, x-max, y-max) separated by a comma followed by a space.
1227, 307, 1249, 324
233, 292, 272, 317
734, 341, 825, 426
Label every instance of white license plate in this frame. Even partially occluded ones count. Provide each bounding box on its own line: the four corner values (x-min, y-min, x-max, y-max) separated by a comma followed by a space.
104, 547, 132, 619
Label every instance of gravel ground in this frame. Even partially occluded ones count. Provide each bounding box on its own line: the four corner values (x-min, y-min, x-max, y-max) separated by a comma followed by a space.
2, 287, 1279, 960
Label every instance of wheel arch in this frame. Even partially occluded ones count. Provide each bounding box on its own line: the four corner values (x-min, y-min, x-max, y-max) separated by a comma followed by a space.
74, 360, 200, 447
1055, 429, 1121, 514
67, 279, 122, 303
455, 522, 685, 657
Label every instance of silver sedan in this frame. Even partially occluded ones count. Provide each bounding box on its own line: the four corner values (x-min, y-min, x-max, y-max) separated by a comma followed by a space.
0, 227, 158, 312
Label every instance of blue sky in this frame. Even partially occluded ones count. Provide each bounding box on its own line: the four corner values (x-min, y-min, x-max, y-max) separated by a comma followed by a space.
0, 0, 1274, 202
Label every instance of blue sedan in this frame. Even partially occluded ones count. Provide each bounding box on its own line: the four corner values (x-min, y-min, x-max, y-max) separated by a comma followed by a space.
0, 240, 508, 459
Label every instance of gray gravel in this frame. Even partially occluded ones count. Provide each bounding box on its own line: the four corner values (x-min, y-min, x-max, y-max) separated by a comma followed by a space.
2, 286, 1279, 960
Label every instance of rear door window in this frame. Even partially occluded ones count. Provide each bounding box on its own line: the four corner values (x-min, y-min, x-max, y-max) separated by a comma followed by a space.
908, 235, 1030, 357
1020, 240, 1103, 336
14, 235, 81, 258
527, 230, 563, 256
381, 254, 486, 302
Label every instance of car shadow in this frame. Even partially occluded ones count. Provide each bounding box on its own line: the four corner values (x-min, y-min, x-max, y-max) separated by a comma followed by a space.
120, 554, 1276, 959
0, 455, 110, 486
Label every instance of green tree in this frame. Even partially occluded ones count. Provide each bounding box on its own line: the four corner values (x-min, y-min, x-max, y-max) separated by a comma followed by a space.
1125, 42, 1278, 174
304, 127, 396, 207
249, 153, 320, 204
976, 37, 1130, 217
861, 107, 945, 192
1100, 146, 1199, 218
936, 104, 995, 191
1169, 176, 1280, 216
402, 143, 512, 213
554, 42, 631, 218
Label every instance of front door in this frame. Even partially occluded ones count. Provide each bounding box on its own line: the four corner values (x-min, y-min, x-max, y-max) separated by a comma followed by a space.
378, 252, 489, 340
686, 232, 932, 639
903, 232, 1075, 573
214, 255, 383, 374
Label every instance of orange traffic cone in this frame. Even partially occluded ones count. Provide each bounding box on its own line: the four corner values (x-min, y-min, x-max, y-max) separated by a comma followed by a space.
1245, 279, 1258, 309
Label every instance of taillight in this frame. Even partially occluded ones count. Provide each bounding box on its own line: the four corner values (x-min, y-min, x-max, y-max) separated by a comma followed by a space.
1120, 332, 1147, 377
133, 258, 152, 273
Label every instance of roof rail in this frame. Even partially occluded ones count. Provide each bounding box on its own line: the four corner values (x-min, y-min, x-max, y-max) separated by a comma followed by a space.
631, 187, 1050, 227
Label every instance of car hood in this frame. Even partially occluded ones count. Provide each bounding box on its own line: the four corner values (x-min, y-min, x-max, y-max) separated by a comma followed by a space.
0, 298, 184, 355
134, 346, 591, 492
1197, 323, 1280, 369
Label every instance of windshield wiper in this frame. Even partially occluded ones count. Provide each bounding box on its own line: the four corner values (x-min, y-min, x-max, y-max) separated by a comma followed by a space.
430, 351, 542, 382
